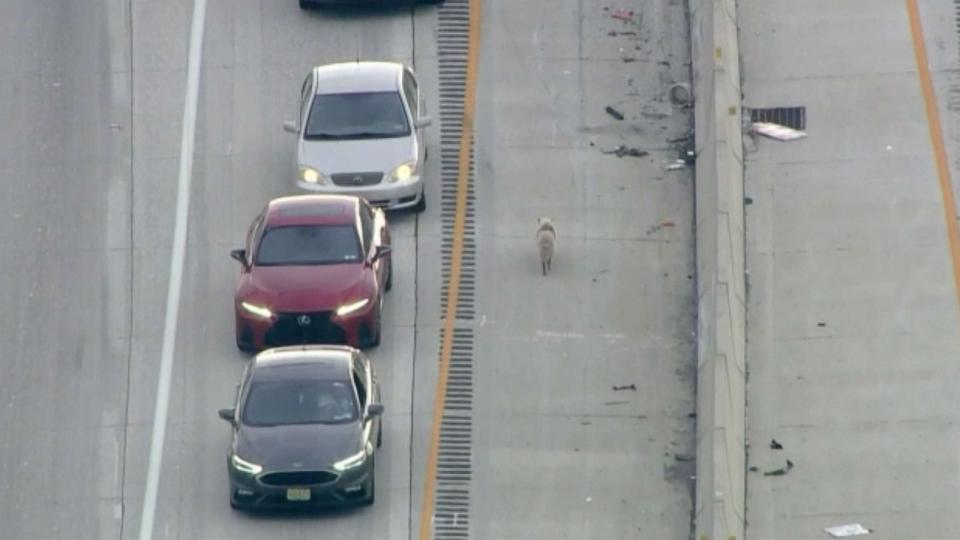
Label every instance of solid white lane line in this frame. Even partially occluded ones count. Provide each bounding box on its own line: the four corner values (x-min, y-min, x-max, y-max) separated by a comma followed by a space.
138, 1, 207, 539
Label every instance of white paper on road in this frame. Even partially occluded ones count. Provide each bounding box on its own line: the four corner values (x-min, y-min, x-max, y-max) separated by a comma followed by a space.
825, 523, 872, 537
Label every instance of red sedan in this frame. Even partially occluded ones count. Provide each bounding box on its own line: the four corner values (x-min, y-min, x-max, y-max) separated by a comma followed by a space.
231, 195, 392, 352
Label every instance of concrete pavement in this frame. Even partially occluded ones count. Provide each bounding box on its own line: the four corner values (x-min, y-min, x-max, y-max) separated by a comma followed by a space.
741, 1, 960, 538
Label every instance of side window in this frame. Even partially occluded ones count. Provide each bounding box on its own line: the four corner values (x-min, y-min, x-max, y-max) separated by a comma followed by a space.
359, 202, 375, 254
402, 70, 418, 119
352, 360, 368, 408
299, 73, 313, 125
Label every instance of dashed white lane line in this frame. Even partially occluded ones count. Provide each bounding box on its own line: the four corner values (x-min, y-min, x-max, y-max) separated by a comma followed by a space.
138, 1, 207, 539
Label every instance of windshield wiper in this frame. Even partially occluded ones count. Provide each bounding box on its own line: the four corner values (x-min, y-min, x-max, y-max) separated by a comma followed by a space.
304, 132, 342, 140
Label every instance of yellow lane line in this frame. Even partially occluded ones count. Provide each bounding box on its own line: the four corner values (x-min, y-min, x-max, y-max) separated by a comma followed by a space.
905, 0, 960, 312
417, 1, 483, 539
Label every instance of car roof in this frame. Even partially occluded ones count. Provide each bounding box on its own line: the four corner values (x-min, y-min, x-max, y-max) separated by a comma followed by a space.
263, 195, 358, 227
312, 62, 403, 95
252, 346, 355, 381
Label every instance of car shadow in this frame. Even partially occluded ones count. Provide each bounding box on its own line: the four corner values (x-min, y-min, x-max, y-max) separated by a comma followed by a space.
235, 504, 370, 521
300, 2, 438, 20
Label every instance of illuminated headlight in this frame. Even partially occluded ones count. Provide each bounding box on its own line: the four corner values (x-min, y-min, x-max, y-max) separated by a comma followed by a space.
299, 166, 328, 185
230, 454, 263, 475
335, 298, 370, 317
387, 160, 417, 183
333, 449, 367, 471
240, 301, 272, 319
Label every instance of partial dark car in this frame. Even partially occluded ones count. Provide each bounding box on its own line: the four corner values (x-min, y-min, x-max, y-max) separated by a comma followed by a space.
218, 345, 383, 510
300, 0, 443, 8
231, 195, 392, 352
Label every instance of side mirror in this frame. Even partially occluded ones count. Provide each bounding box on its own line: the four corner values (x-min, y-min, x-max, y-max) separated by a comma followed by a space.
218, 408, 236, 424
282, 120, 299, 134
230, 248, 247, 267
372, 245, 392, 263
414, 116, 433, 129
367, 403, 384, 417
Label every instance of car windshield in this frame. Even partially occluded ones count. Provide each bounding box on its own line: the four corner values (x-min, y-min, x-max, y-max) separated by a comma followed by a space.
305, 91, 410, 139
242, 379, 359, 426
255, 225, 361, 266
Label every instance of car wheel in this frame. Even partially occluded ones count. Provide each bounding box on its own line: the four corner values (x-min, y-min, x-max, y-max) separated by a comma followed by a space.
298, 0, 312, 9
413, 190, 426, 213
385, 258, 393, 291
235, 330, 255, 353
362, 465, 376, 506
229, 497, 240, 511
365, 300, 382, 348
377, 420, 383, 448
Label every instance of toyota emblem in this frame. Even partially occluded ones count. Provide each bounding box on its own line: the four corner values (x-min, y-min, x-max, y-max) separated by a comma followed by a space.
297, 315, 311, 327
352, 175, 363, 184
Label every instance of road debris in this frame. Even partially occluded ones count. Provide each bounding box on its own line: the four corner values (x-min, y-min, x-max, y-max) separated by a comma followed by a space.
605, 105, 625, 121
748, 466, 759, 472
752, 121, 807, 141
612, 383, 636, 391
610, 9, 634, 21
825, 523, 873, 537
646, 221, 676, 235
674, 454, 694, 462
763, 459, 794, 476
744, 197, 754, 205
770, 438, 783, 450
604, 400, 628, 406
665, 159, 688, 171
602, 144, 648, 158
668, 83, 692, 107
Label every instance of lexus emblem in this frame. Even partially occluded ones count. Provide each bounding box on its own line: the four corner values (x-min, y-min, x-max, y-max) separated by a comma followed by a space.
352, 175, 363, 184
297, 315, 311, 327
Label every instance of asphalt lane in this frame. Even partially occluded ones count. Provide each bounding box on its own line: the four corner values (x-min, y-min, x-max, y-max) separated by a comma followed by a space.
0, 1, 134, 539
120, 1, 442, 539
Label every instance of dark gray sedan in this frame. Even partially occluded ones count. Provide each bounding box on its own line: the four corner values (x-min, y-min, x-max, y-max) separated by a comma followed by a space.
218, 345, 383, 510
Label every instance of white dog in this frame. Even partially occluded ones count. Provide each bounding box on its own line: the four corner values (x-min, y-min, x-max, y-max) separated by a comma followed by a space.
536, 217, 556, 276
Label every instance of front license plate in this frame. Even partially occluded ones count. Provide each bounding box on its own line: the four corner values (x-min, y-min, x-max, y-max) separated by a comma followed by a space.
286, 488, 311, 501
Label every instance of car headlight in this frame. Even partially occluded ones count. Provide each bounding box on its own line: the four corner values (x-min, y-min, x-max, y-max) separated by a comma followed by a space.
299, 166, 328, 185
336, 298, 370, 317
333, 449, 368, 471
240, 301, 272, 319
230, 454, 263, 475
387, 160, 417, 183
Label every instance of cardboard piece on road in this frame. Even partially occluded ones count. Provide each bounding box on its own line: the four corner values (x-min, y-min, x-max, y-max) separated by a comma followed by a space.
825, 523, 872, 537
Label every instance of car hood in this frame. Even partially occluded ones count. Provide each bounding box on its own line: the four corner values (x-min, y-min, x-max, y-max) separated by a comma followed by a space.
236, 422, 362, 471
246, 264, 370, 313
299, 135, 416, 175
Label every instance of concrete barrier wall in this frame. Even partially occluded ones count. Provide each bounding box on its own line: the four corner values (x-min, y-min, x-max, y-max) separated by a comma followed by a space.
690, 0, 746, 538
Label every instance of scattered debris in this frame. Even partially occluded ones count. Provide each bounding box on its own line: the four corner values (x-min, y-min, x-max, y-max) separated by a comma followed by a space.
605, 105, 625, 121
817, 322, 826, 327
604, 400, 628, 406
610, 9, 634, 21
602, 144, 648, 158
646, 221, 676, 235
825, 523, 873, 537
744, 197, 754, 205
674, 454, 694, 462
638, 415, 647, 420
665, 159, 688, 171
612, 383, 636, 391
666, 135, 691, 143
620, 31, 637, 36
607, 30, 618, 36
770, 439, 783, 450
752, 121, 807, 141
622, 57, 636, 63
642, 101, 671, 119
580, 420, 592, 426
763, 459, 794, 476
748, 466, 759, 472
687, 412, 696, 418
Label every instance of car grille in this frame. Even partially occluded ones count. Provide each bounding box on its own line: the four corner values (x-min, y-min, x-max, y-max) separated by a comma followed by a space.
265, 311, 346, 347
260, 470, 338, 487
331, 172, 383, 187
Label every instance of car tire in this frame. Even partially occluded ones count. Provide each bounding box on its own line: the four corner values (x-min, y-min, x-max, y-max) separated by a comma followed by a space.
385, 258, 393, 291
413, 190, 426, 213
362, 465, 375, 506
377, 420, 383, 448
298, 0, 312, 9
365, 301, 382, 348
229, 497, 240, 511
